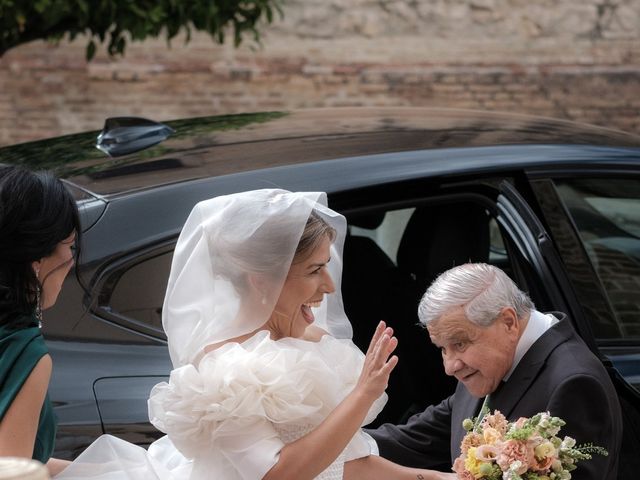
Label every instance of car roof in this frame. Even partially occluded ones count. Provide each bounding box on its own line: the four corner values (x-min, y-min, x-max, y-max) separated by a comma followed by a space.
1, 107, 640, 197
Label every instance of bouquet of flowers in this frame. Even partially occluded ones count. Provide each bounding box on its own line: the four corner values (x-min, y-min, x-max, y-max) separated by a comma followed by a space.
453, 409, 608, 480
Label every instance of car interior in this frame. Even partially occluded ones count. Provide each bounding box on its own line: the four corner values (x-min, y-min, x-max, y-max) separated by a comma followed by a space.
342, 197, 501, 426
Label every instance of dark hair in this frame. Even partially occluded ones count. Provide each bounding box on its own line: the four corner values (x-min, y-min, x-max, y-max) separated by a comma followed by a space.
0, 165, 81, 328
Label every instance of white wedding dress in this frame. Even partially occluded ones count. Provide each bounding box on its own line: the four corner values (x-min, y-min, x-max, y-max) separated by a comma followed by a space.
56, 332, 386, 480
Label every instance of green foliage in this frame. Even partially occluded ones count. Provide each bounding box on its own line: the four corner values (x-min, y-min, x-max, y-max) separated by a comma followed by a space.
0, 0, 283, 60
577, 443, 609, 457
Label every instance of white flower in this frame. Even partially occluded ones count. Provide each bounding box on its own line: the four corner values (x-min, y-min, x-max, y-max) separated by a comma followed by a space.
148, 333, 386, 459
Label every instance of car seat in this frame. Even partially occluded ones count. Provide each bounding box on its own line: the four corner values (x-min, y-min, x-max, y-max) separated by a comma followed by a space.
341, 211, 423, 426
393, 201, 492, 414
397, 201, 491, 293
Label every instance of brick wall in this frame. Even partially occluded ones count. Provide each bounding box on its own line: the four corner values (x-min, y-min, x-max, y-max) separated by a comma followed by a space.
1, 0, 639, 146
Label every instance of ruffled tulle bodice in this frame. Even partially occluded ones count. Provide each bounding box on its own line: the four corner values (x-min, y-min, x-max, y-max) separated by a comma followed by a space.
56, 332, 385, 480
149, 331, 385, 479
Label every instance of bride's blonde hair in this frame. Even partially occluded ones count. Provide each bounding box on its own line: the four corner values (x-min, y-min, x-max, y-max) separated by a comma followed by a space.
293, 211, 336, 264
214, 209, 335, 295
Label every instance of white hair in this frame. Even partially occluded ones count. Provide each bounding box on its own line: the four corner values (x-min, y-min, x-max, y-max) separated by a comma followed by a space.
418, 263, 534, 327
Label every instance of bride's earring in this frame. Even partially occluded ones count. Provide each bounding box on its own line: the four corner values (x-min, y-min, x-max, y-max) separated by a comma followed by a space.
261, 292, 267, 305
34, 266, 43, 328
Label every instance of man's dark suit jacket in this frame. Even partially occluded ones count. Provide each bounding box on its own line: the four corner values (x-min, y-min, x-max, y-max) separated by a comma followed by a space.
368, 315, 623, 480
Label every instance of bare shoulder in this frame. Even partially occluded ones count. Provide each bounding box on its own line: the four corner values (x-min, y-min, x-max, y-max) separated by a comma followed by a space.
302, 324, 330, 342
20, 354, 52, 400
0, 354, 51, 457
30, 354, 52, 383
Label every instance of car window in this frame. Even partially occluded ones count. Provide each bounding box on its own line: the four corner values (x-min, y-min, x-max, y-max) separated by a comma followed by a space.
489, 217, 507, 263
108, 252, 172, 333
350, 208, 414, 264
555, 178, 640, 340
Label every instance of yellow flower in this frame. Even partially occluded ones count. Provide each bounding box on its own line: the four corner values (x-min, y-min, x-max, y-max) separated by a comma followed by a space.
464, 447, 493, 479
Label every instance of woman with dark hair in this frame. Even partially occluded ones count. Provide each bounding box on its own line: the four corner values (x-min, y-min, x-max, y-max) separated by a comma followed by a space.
0, 165, 80, 476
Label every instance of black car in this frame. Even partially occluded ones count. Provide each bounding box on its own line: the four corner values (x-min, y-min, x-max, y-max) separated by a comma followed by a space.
1, 107, 639, 475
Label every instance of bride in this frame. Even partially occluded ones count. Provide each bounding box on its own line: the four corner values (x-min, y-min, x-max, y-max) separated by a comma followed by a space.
56, 190, 453, 480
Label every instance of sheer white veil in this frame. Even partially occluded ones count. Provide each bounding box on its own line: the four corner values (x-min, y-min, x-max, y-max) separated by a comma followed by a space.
163, 189, 351, 368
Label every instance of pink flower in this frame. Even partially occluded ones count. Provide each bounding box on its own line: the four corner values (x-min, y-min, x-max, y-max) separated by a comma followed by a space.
457, 470, 475, 480
475, 444, 500, 462
452, 456, 465, 473
460, 431, 483, 454
482, 410, 509, 435
496, 439, 535, 475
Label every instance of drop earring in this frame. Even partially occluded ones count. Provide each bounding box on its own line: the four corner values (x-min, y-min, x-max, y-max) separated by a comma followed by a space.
34, 267, 42, 328
261, 293, 267, 305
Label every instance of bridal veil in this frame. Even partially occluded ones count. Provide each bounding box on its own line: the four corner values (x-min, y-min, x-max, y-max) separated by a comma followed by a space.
162, 189, 351, 368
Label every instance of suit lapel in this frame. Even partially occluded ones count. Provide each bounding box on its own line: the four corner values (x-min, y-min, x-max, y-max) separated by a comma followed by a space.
489, 359, 543, 418
490, 315, 573, 418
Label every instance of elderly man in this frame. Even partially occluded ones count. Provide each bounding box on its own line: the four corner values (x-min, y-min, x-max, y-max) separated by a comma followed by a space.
368, 263, 622, 480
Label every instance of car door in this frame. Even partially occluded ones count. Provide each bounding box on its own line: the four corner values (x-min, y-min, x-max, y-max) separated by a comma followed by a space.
88, 246, 175, 444
529, 175, 640, 391
511, 174, 640, 479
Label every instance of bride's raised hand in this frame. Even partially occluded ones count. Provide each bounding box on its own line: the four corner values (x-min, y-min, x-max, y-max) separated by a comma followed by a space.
355, 320, 399, 402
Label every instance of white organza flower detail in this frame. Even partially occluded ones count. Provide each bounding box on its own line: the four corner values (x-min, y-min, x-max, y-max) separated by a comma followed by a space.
148, 333, 385, 458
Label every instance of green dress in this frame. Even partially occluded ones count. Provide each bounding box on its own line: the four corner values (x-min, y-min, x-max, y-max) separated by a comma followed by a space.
0, 314, 56, 463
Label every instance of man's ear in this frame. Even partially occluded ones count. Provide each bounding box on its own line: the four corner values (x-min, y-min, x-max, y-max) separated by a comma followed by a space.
499, 307, 519, 333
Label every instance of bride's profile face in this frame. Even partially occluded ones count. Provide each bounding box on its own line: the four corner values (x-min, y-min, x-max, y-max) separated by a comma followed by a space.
268, 234, 335, 339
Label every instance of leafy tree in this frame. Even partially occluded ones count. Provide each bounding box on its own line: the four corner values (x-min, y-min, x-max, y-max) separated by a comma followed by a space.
0, 0, 282, 60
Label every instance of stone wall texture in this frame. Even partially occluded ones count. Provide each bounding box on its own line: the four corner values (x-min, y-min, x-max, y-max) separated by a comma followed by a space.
1, 0, 639, 146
